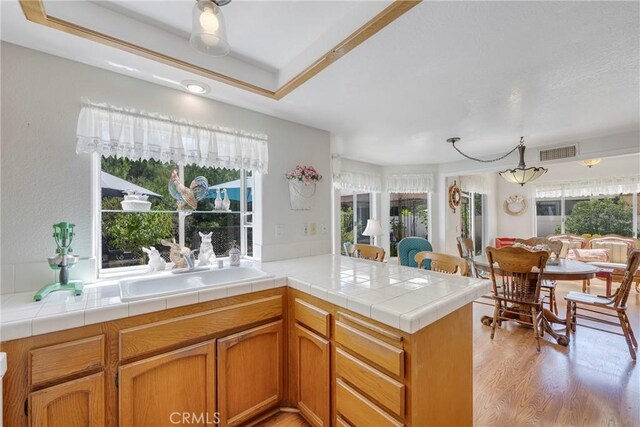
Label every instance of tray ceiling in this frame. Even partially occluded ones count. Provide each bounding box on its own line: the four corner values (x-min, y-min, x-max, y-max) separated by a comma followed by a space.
20, 0, 412, 99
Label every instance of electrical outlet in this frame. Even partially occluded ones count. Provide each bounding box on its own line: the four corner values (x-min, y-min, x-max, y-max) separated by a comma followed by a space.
319, 223, 328, 234
310, 223, 317, 236
275, 224, 284, 239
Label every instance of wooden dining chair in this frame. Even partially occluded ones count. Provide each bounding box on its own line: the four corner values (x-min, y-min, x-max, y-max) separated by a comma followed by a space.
352, 244, 385, 262
565, 249, 640, 359
515, 237, 562, 314
456, 237, 489, 279
415, 252, 469, 276
486, 246, 549, 352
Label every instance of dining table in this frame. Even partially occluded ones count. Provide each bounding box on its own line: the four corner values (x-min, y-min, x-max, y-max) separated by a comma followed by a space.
472, 255, 599, 346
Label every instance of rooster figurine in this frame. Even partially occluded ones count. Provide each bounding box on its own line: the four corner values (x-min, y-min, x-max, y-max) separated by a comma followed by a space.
168, 169, 209, 210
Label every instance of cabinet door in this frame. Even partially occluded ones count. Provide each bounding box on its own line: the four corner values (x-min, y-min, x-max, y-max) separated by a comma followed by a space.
29, 372, 105, 427
119, 340, 216, 427
294, 324, 330, 427
217, 320, 284, 427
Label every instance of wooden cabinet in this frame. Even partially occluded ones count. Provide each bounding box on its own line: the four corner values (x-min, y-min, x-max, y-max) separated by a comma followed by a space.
118, 341, 216, 427
29, 372, 105, 427
293, 324, 330, 427
217, 320, 284, 426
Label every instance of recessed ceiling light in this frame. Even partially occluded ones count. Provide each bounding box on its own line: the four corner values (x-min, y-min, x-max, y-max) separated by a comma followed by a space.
181, 80, 210, 94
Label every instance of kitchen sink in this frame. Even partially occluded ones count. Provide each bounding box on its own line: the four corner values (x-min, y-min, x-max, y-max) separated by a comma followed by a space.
119, 266, 268, 302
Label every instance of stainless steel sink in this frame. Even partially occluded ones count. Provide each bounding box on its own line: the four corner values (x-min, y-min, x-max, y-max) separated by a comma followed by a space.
119, 266, 268, 302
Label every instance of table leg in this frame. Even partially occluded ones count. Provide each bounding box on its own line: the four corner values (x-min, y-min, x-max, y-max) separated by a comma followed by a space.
480, 309, 569, 346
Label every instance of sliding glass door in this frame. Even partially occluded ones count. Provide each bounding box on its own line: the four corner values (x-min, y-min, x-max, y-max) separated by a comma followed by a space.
340, 190, 372, 254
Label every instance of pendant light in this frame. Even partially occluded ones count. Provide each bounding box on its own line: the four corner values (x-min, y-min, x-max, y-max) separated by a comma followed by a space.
497, 138, 548, 186
447, 136, 548, 186
190, 0, 231, 57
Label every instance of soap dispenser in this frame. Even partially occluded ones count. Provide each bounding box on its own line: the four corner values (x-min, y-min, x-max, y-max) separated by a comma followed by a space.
229, 240, 241, 267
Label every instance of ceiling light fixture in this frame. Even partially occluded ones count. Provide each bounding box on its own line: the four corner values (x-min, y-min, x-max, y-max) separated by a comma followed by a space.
582, 158, 602, 168
182, 80, 210, 94
447, 136, 548, 186
190, 0, 231, 57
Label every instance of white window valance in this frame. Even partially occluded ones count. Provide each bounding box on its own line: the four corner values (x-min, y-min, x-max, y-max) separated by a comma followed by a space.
76, 100, 269, 174
386, 174, 433, 193
333, 171, 383, 193
535, 176, 640, 198
460, 174, 489, 194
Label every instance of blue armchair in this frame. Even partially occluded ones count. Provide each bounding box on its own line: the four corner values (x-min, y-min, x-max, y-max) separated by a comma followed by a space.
398, 237, 433, 269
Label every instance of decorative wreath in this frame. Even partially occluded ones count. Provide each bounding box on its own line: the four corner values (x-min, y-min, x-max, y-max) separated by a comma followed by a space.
503, 194, 527, 216
449, 181, 461, 213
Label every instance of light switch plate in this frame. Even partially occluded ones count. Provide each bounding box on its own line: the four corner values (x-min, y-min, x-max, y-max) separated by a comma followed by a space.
275, 224, 284, 239
310, 223, 317, 235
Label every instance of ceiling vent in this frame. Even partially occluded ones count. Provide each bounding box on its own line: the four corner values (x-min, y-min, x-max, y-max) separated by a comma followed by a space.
539, 145, 577, 162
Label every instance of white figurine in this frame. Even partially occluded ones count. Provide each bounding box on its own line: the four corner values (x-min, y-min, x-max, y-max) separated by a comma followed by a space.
198, 232, 216, 266
222, 188, 231, 211
142, 246, 166, 272
161, 239, 188, 269
214, 188, 223, 210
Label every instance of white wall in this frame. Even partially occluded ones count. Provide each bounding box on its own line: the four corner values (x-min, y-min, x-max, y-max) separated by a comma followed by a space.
496, 153, 640, 238
0, 42, 332, 294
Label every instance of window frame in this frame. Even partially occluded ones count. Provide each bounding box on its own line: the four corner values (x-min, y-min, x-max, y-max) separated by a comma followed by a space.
94, 154, 254, 277
533, 187, 639, 238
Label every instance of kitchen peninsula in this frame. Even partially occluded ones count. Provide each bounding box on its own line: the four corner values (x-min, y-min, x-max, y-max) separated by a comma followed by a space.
1, 255, 489, 426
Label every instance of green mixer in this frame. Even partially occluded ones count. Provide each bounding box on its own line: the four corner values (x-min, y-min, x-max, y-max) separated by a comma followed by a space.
33, 222, 84, 301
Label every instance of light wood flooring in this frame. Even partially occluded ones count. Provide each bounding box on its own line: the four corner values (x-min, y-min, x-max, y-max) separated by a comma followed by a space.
260, 279, 639, 427
473, 279, 639, 426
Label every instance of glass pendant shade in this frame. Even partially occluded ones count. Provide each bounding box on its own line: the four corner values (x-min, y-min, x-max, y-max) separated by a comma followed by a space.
499, 167, 547, 186
582, 158, 602, 168
498, 143, 548, 186
190, 0, 230, 57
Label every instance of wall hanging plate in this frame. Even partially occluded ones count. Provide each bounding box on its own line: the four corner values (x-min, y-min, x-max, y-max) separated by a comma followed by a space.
503, 194, 527, 216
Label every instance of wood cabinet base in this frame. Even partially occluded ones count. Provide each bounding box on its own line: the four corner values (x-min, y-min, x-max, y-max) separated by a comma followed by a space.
2, 287, 474, 427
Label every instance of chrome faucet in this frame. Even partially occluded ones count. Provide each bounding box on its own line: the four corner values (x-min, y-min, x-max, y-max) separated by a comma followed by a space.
181, 250, 199, 271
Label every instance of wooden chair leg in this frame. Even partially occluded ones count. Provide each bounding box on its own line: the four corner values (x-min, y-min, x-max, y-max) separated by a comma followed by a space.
490, 302, 499, 340
565, 301, 575, 337
622, 312, 638, 348
531, 307, 541, 352
550, 288, 558, 314
618, 312, 637, 360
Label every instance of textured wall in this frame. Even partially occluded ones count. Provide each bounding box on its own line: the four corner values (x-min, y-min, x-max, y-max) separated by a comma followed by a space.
1, 42, 331, 294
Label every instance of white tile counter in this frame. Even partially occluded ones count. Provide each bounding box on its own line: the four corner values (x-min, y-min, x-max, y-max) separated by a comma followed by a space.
0, 255, 490, 341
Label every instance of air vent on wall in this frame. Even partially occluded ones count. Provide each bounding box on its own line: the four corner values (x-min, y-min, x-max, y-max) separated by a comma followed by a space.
539, 145, 577, 162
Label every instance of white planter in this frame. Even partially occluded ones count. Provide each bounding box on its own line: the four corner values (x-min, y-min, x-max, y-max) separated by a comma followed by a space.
288, 180, 316, 210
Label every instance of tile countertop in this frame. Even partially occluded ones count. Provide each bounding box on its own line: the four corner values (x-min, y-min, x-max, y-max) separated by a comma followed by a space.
0, 255, 490, 341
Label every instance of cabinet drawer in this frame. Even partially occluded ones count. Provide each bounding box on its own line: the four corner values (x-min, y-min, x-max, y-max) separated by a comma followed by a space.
120, 295, 282, 359
30, 335, 105, 385
336, 379, 403, 427
294, 298, 330, 337
336, 415, 350, 427
335, 321, 404, 378
336, 348, 405, 418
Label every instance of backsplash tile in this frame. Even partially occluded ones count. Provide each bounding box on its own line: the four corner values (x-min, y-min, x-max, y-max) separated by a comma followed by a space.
13, 261, 56, 293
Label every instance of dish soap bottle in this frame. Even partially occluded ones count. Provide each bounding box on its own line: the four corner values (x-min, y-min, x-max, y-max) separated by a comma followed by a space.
229, 240, 241, 267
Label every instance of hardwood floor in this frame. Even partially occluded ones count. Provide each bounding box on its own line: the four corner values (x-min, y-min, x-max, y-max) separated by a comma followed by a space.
253, 411, 310, 427
260, 279, 639, 427
473, 279, 640, 426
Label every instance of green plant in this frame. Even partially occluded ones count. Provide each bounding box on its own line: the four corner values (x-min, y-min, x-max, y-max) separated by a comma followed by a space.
102, 197, 175, 261
564, 198, 633, 237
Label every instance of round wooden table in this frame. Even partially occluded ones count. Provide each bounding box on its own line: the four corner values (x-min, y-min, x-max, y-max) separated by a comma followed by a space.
472, 256, 598, 346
